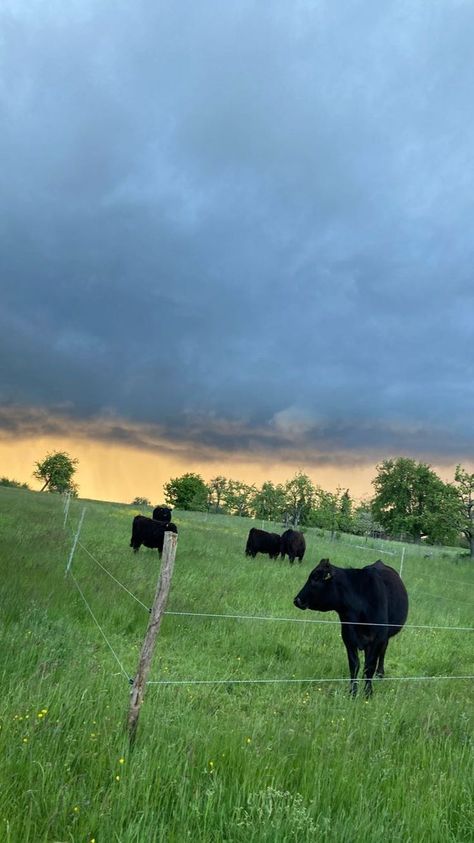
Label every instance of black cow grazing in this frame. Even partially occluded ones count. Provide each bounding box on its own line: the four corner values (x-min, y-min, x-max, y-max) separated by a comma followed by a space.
152, 505, 172, 524
294, 559, 408, 696
130, 515, 178, 554
245, 527, 281, 560
280, 529, 306, 564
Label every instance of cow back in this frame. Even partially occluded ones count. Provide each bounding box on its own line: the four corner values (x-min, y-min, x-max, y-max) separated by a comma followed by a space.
370, 561, 409, 633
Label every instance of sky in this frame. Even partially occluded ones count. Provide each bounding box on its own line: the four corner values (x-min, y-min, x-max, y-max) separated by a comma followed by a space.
1, 1, 474, 503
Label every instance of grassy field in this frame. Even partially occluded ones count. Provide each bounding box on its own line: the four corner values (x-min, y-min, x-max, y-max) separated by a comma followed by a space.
0, 487, 473, 842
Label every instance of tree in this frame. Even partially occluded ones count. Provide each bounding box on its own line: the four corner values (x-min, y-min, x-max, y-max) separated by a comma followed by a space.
352, 502, 384, 540
283, 472, 316, 527
337, 488, 354, 533
309, 489, 338, 532
252, 481, 286, 522
33, 451, 79, 494
163, 473, 208, 511
207, 476, 229, 513
453, 465, 474, 557
371, 458, 458, 544
131, 496, 151, 506
224, 480, 255, 517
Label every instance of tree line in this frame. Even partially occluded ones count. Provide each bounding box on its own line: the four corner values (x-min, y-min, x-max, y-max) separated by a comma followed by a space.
161, 459, 474, 556
2, 451, 473, 556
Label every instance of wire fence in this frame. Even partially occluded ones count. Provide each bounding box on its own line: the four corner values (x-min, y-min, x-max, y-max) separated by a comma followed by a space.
62, 506, 474, 689
163, 609, 473, 632
147, 674, 474, 687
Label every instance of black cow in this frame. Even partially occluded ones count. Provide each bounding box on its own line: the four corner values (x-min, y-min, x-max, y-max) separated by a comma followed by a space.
152, 505, 172, 524
245, 527, 281, 560
130, 515, 178, 554
294, 559, 408, 696
280, 529, 306, 564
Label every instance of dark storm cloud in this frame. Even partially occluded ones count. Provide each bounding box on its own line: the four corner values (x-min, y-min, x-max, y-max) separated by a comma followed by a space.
1, 0, 474, 462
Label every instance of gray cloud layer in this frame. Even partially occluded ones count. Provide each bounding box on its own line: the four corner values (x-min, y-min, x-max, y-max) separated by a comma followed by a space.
1, 1, 474, 463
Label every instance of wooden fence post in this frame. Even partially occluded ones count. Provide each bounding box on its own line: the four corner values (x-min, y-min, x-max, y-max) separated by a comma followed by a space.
128, 531, 178, 743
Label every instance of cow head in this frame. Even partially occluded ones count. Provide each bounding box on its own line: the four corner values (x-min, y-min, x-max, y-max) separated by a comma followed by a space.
293, 559, 335, 612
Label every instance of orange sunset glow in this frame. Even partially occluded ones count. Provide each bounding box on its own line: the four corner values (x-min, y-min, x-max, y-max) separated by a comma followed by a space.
0, 435, 379, 504
1, 432, 468, 506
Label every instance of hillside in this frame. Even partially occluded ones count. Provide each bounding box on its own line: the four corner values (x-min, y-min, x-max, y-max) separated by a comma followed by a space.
0, 487, 473, 842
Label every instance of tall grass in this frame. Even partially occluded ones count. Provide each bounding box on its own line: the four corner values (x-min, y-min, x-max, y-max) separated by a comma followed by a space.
0, 488, 472, 842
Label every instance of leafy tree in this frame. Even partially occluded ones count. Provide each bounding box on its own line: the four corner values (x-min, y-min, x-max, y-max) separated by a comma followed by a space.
224, 480, 255, 517
208, 476, 229, 513
131, 496, 151, 506
371, 458, 457, 544
163, 472, 208, 511
283, 472, 316, 527
337, 488, 354, 533
453, 465, 474, 557
0, 476, 29, 489
33, 451, 79, 494
352, 502, 384, 539
252, 481, 286, 522
309, 489, 339, 532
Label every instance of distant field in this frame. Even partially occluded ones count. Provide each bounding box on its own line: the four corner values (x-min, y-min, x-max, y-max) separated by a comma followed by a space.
0, 487, 473, 842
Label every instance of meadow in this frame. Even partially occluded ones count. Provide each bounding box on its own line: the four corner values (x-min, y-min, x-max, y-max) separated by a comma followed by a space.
0, 487, 472, 843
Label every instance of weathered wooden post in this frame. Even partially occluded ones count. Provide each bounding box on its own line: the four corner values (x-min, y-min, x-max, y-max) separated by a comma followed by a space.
128, 531, 178, 744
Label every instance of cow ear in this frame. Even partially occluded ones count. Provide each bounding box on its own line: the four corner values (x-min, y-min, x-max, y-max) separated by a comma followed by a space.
320, 559, 332, 581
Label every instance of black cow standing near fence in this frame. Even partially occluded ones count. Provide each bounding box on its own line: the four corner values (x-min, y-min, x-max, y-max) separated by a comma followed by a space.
152, 506, 172, 523
245, 527, 281, 560
294, 559, 408, 696
280, 529, 306, 564
130, 515, 178, 554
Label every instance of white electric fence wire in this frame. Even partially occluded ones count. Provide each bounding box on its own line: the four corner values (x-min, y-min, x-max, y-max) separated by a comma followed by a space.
147, 674, 474, 686
164, 609, 473, 632
349, 544, 397, 556
63, 526, 473, 689
69, 572, 130, 681
76, 539, 150, 612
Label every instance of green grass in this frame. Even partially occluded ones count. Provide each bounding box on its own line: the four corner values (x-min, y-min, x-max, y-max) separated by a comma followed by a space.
0, 487, 473, 842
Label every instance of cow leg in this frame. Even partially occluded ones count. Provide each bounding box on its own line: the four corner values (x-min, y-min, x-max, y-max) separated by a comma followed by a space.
342, 629, 360, 696
289, 555, 295, 565
375, 641, 389, 678
363, 641, 385, 696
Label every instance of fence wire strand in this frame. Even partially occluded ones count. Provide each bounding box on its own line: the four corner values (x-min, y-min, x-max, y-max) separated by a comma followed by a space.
69, 571, 131, 681
76, 539, 150, 612
164, 610, 473, 633
147, 674, 474, 686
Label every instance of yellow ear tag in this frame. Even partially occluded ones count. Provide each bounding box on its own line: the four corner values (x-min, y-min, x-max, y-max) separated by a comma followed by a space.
324, 572, 331, 581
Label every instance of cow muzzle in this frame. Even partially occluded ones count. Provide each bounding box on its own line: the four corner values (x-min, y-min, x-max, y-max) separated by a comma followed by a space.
293, 595, 307, 610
